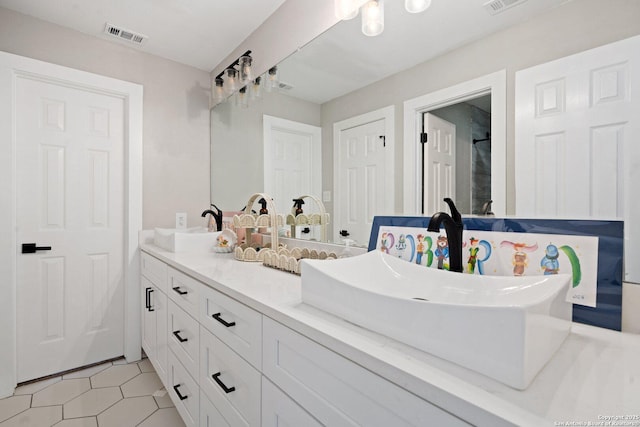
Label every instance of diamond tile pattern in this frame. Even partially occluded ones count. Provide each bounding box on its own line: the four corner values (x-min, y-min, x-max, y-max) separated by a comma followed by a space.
0, 357, 184, 427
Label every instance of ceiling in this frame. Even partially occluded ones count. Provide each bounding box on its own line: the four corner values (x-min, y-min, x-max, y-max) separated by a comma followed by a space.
0, 0, 286, 71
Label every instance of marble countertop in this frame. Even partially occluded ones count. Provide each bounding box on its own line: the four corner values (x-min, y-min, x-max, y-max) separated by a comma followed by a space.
140, 243, 640, 427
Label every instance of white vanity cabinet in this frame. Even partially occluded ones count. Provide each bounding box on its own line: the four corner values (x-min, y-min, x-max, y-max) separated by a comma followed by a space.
262, 317, 471, 427
140, 253, 168, 384
140, 249, 471, 427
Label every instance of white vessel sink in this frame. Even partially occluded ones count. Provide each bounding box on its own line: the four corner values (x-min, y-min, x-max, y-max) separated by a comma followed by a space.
300, 250, 572, 389
153, 227, 219, 253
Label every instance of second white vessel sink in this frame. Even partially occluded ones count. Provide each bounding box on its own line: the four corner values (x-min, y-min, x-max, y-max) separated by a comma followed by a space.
300, 250, 572, 389
153, 227, 219, 253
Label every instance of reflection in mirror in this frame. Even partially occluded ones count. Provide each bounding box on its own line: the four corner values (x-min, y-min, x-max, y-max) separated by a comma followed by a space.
210, 0, 570, 245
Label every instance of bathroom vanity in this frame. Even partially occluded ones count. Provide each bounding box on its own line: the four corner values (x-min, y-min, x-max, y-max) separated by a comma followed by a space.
140, 241, 640, 427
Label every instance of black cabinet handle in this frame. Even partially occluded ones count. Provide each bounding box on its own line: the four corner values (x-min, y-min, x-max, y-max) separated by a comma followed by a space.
172, 330, 188, 343
172, 286, 188, 295
212, 313, 235, 328
21, 243, 52, 253
212, 372, 235, 394
147, 288, 154, 312
172, 384, 188, 401
145, 287, 151, 310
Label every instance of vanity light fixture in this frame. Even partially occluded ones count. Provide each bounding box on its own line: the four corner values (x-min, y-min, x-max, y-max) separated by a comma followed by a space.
362, 0, 384, 37
335, 0, 362, 20
342, 0, 431, 36
265, 66, 279, 92
251, 76, 262, 100
237, 86, 249, 108
239, 54, 253, 85
405, 0, 431, 13
211, 76, 225, 105
225, 68, 239, 95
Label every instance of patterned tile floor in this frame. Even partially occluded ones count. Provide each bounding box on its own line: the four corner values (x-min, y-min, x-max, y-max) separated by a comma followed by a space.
0, 357, 185, 427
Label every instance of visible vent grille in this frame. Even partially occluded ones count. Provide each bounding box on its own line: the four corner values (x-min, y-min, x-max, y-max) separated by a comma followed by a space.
104, 23, 148, 45
278, 82, 294, 91
483, 0, 527, 15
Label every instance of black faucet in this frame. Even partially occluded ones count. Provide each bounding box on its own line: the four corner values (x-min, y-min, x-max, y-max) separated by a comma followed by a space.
427, 198, 464, 273
201, 204, 223, 232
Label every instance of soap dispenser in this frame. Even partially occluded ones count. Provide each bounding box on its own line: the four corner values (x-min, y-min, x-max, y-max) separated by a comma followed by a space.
258, 198, 269, 215
292, 198, 305, 216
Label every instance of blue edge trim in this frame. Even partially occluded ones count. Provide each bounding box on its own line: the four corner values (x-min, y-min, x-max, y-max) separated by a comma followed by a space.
368, 216, 624, 331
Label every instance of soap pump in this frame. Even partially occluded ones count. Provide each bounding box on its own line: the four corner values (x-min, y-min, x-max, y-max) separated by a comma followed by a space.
292, 198, 305, 216
258, 198, 268, 215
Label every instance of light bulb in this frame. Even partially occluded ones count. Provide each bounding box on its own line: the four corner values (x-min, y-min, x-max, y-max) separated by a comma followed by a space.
405, 0, 431, 13
362, 0, 384, 37
239, 55, 253, 85
335, 0, 359, 20
266, 67, 279, 92
225, 68, 238, 94
251, 76, 262, 100
212, 77, 225, 104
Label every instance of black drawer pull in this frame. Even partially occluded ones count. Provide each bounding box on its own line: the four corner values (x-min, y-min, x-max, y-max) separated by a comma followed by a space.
145, 287, 151, 310
212, 372, 235, 394
172, 286, 188, 295
172, 384, 188, 401
146, 288, 154, 312
172, 330, 188, 343
212, 313, 235, 328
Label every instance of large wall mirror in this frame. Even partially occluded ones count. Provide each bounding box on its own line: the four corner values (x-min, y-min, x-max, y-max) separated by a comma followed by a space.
210, 0, 606, 246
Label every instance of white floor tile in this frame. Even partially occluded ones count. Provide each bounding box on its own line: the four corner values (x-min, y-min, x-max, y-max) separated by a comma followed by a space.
31, 379, 91, 407
138, 407, 185, 427
0, 406, 62, 427
62, 362, 112, 380
90, 365, 140, 389
153, 390, 174, 409
96, 396, 157, 427
0, 395, 31, 423
137, 359, 154, 373
63, 387, 122, 418
13, 376, 61, 396
121, 372, 163, 398
54, 417, 97, 427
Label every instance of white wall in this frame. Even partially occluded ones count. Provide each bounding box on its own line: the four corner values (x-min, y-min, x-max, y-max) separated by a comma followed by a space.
0, 7, 211, 229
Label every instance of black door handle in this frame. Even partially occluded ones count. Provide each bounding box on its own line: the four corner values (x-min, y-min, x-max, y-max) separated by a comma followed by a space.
212, 313, 235, 328
172, 384, 188, 400
22, 243, 52, 253
172, 330, 188, 343
212, 372, 236, 393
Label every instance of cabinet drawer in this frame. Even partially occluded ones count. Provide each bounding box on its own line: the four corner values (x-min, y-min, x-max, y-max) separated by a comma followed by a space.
168, 350, 199, 427
141, 252, 167, 292
200, 285, 262, 369
263, 318, 470, 427
262, 377, 321, 427
200, 391, 230, 427
168, 300, 200, 380
168, 267, 200, 315
200, 327, 261, 427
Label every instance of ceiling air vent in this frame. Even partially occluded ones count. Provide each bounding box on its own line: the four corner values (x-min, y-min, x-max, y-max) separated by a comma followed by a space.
483, 0, 528, 15
104, 23, 148, 45
278, 82, 294, 91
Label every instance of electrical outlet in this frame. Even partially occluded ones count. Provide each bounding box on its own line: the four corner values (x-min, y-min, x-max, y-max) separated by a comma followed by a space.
176, 212, 187, 230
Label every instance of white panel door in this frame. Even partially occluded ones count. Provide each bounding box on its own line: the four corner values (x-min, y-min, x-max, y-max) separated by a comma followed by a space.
423, 113, 456, 215
16, 76, 124, 382
336, 118, 387, 246
515, 35, 640, 283
263, 115, 321, 216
